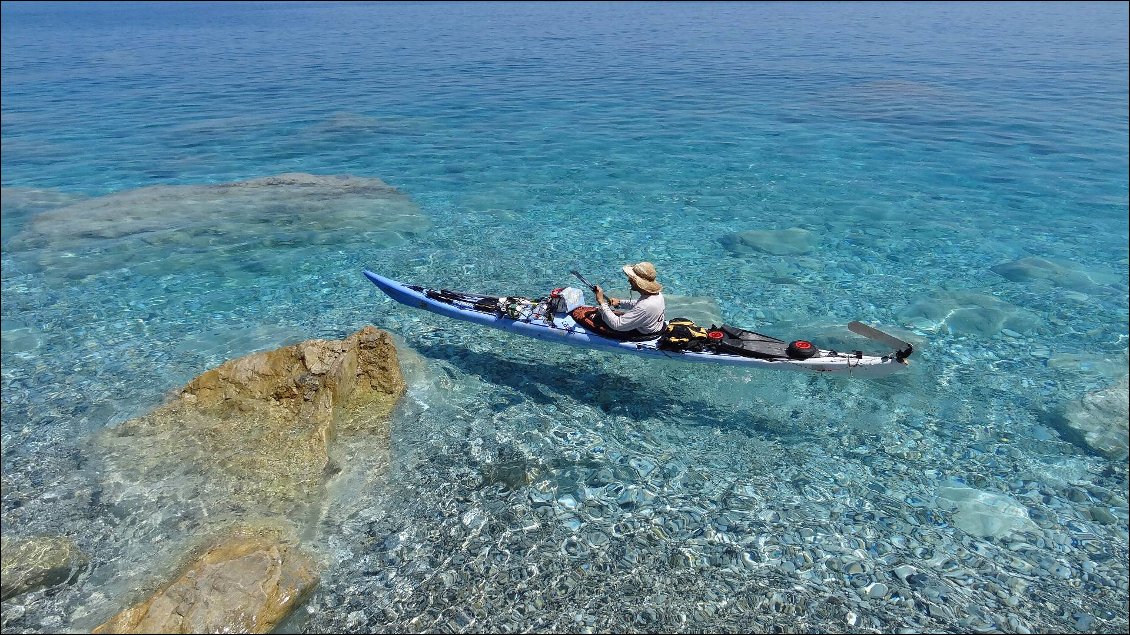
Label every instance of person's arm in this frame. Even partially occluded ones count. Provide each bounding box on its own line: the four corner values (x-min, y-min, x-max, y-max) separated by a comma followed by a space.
594, 286, 633, 309
597, 299, 656, 332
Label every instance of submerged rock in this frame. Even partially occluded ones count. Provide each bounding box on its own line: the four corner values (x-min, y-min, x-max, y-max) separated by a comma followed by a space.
936, 485, 1040, 539
0, 536, 88, 601
991, 256, 1120, 293
720, 228, 818, 256
92, 527, 318, 634
4, 173, 428, 279
0, 186, 88, 246
1056, 376, 1130, 461
96, 325, 406, 518
658, 295, 724, 328
0, 186, 87, 212
1047, 350, 1130, 381
897, 289, 1041, 337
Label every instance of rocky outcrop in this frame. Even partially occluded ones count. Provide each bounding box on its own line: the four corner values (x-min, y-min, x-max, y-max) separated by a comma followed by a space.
98, 326, 405, 515
89, 326, 404, 632
0, 536, 88, 601
92, 528, 318, 634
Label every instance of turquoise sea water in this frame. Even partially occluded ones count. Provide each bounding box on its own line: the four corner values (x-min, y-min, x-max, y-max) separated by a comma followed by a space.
2, 1, 1128, 633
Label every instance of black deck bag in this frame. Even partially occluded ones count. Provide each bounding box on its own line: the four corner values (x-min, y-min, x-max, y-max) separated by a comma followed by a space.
714, 324, 793, 359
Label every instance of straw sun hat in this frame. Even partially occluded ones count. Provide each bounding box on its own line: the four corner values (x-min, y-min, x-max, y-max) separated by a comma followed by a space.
622, 262, 662, 294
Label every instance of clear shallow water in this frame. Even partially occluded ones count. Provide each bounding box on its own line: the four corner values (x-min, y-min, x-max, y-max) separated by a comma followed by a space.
2, 2, 1128, 633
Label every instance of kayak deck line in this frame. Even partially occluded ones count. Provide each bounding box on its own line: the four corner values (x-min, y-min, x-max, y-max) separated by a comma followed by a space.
363, 270, 911, 378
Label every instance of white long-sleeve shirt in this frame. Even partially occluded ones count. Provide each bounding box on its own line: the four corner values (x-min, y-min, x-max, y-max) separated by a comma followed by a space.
597, 293, 666, 334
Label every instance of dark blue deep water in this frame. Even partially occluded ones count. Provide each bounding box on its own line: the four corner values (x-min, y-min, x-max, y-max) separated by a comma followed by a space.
2, 2, 1127, 633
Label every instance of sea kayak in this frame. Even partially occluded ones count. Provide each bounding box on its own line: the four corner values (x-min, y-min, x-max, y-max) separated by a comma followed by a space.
363, 271, 913, 378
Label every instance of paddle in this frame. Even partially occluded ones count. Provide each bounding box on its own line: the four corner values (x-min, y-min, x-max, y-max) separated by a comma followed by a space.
847, 321, 914, 363
570, 269, 599, 293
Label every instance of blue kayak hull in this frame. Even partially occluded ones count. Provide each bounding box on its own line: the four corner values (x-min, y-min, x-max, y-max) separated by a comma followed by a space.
364, 271, 909, 378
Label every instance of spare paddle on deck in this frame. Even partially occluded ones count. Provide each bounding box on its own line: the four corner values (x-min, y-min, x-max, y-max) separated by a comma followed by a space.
847, 321, 914, 363
570, 270, 598, 293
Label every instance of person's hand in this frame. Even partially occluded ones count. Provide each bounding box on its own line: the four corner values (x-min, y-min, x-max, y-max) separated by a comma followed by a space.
609, 297, 620, 307
594, 285, 606, 305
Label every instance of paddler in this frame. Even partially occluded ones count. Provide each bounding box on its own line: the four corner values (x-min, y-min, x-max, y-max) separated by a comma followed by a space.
593, 262, 667, 336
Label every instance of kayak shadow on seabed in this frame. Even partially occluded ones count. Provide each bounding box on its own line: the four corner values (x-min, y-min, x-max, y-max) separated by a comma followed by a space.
410, 340, 830, 439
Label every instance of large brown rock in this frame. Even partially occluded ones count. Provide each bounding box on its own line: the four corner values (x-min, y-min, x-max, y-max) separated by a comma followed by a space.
92, 528, 318, 634
0, 536, 88, 601
97, 325, 406, 516
87, 327, 403, 633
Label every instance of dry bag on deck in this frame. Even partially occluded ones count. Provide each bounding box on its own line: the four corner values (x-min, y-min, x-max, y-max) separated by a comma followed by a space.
658, 318, 712, 352
545, 287, 586, 315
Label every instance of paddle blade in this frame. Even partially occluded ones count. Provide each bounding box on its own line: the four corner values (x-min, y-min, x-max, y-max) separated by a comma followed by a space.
570, 270, 596, 290
848, 321, 913, 361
